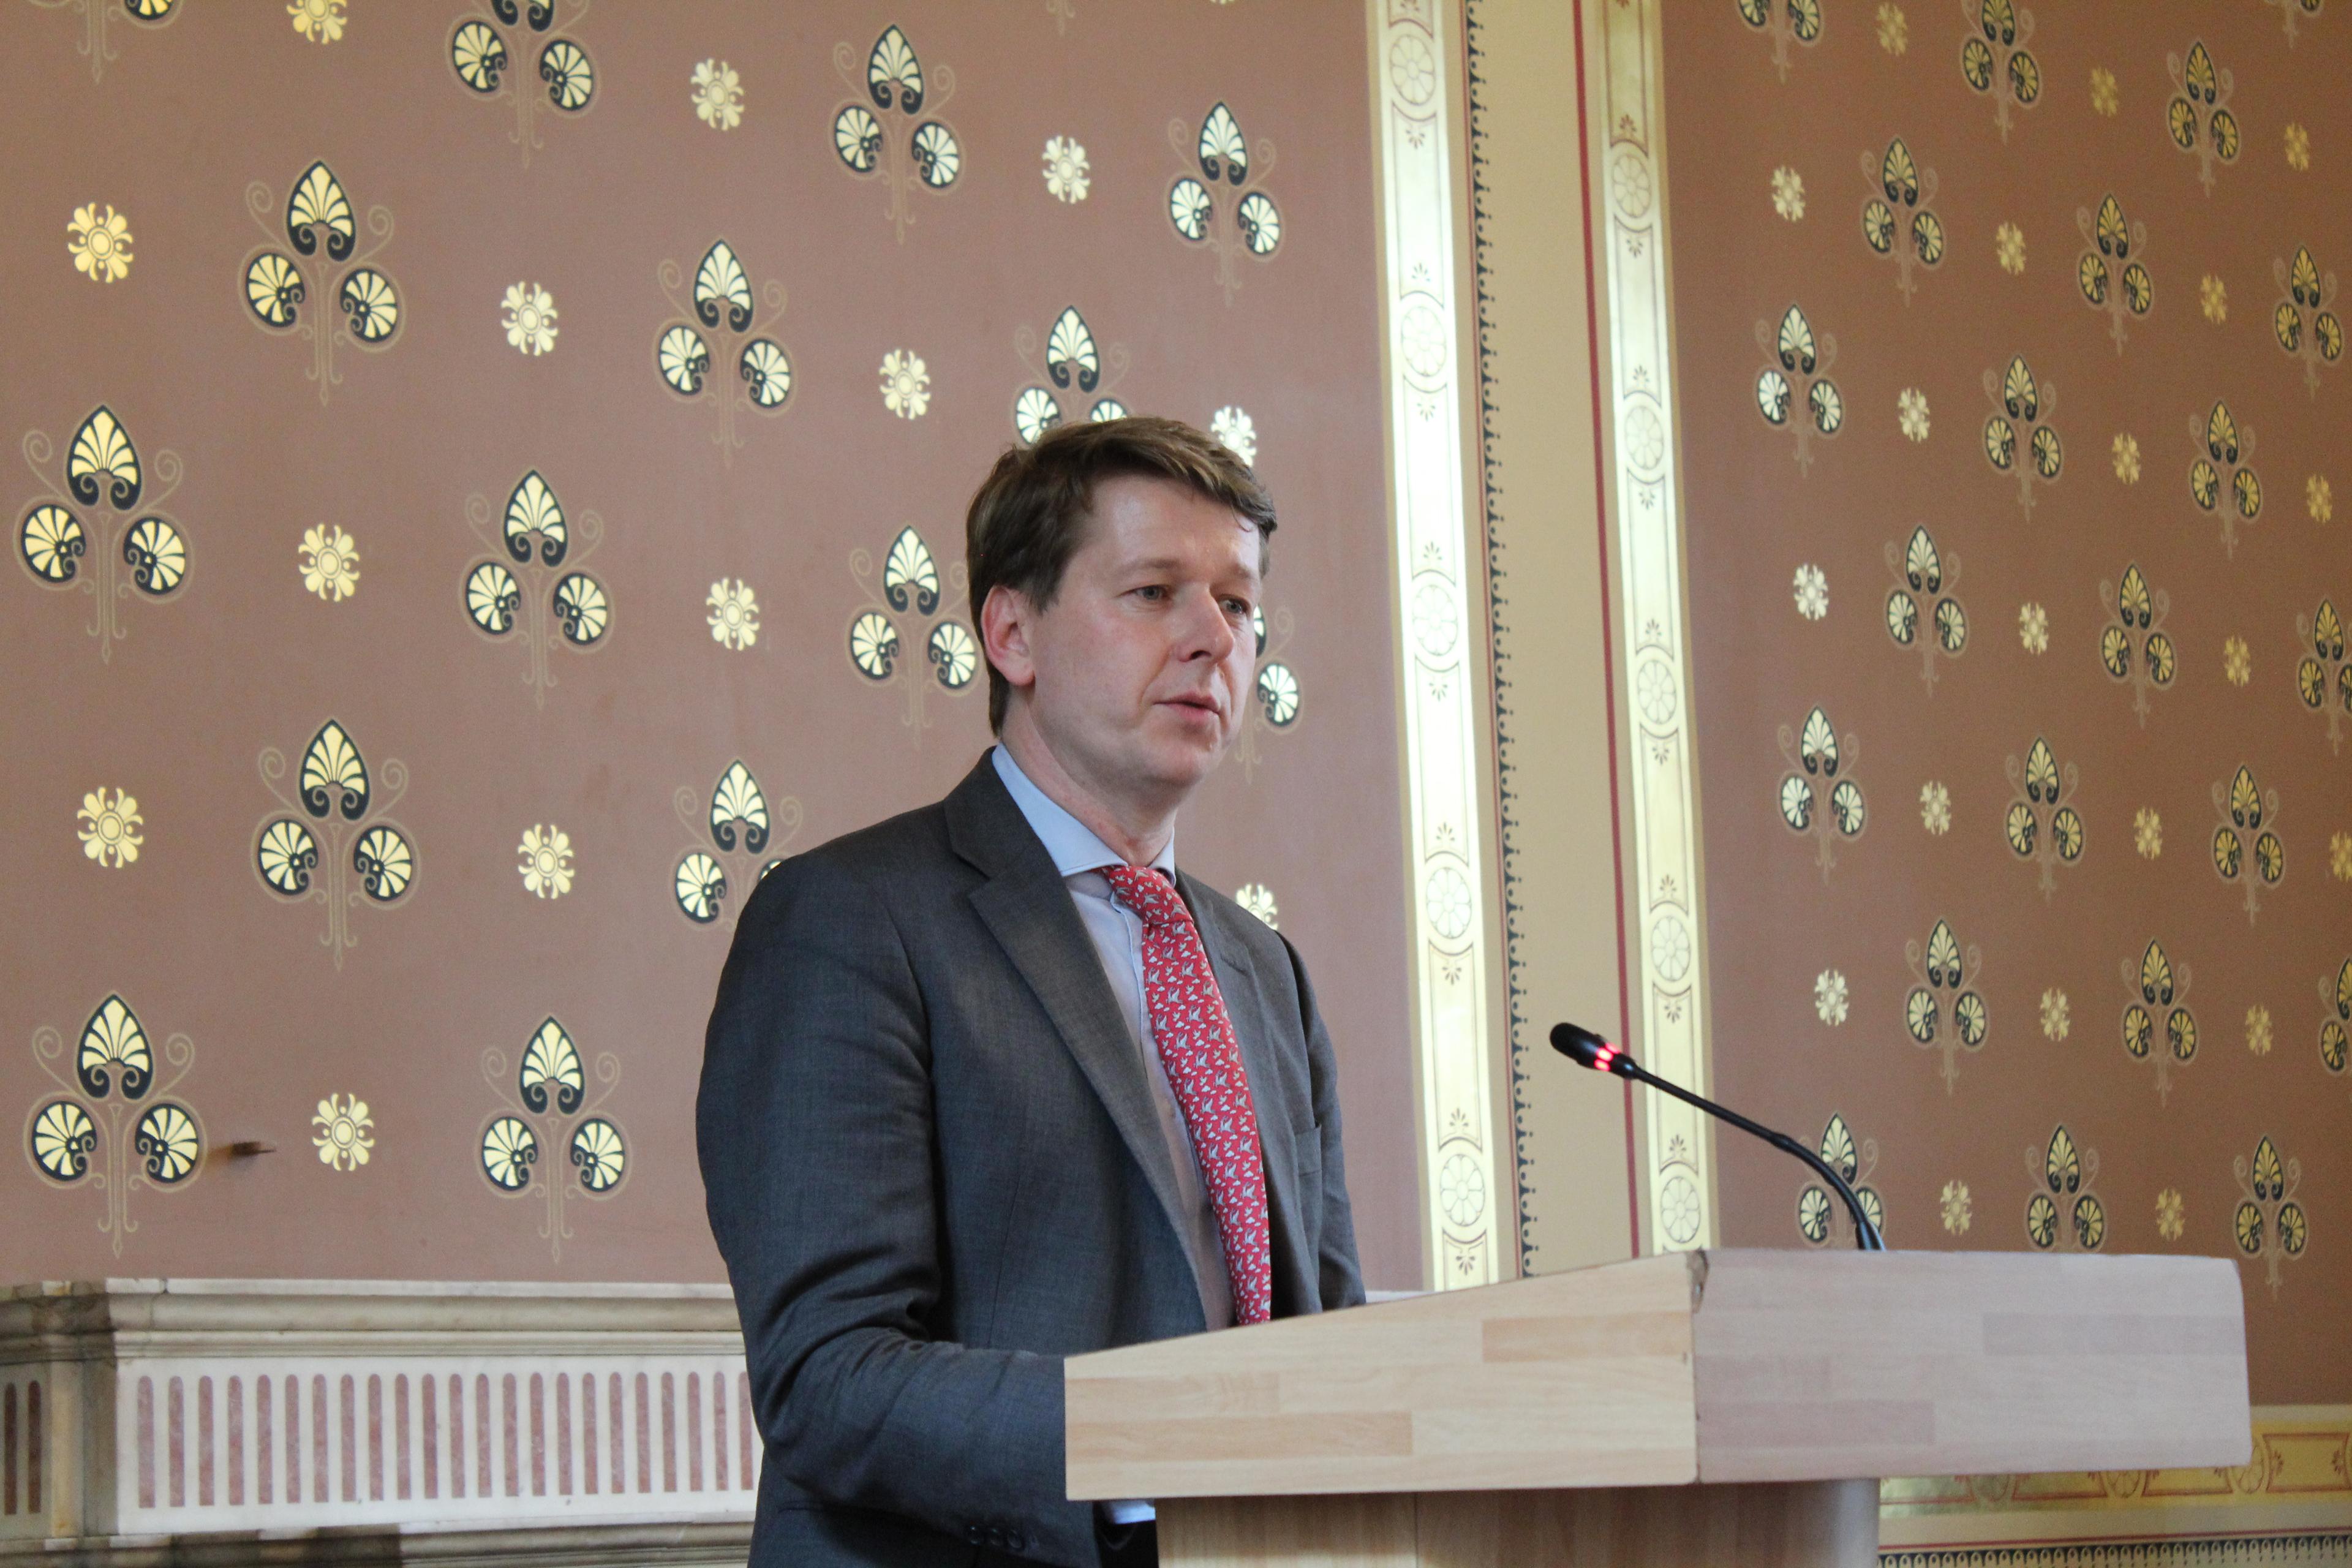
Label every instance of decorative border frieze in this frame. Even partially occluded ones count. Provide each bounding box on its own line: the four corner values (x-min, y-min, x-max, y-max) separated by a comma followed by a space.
1369, 0, 1501, 1289
1589, 0, 1716, 1254
1880, 1406, 2352, 1564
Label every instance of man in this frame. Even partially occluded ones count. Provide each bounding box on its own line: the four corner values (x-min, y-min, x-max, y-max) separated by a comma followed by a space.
697, 417, 1365, 1568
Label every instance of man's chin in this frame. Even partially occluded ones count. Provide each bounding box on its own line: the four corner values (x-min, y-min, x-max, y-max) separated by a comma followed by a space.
1135, 728, 1228, 794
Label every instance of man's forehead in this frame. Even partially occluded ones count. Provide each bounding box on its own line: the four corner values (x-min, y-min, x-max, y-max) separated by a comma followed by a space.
1087, 485, 1261, 572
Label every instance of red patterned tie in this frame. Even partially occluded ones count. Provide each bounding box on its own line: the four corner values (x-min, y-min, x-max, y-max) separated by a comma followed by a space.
1099, 865, 1273, 1325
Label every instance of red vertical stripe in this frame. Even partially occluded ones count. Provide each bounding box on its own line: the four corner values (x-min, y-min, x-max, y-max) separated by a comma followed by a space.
311, 1376, 328, 1503
22, 1382, 36, 1514
475, 1374, 491, 1498
448, 1375, 467, 1500
284, 1376, 301, 1504
257, 1376, 274, 1507
555, 1373, 573, 1496
197, 1377, 214, 1506
660, 1373, 677, 1493
167, 1377, 184, 1508
227, 1376, 244, 1506
632, 1373, 649, 1494
737, 1371, 753, 1491
527, 1373, 545, 1497
262, 1376, 282, 1505
710, 1373, 727, 1493
365, 1375, 382, 1501
421, 1374, 439, 1500
339, 1375, 356, 1502
581, 1373, 598, 1495
610, 1374, 625, 1494
501, 1374, 519, 1498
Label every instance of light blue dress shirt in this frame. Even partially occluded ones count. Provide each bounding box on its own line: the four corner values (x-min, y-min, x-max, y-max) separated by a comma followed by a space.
990, 743, 1237, 1334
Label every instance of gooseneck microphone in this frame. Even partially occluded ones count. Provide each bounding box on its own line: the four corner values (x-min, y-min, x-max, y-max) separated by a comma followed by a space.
1550, 1021, 1887, 1251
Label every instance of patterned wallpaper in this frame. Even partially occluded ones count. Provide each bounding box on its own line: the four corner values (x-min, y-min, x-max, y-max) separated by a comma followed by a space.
4, 0, 1420, 1288
1672, 1, 2346, 1400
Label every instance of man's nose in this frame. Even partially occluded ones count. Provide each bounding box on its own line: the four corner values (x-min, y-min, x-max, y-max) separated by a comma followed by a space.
1176, 589, 1238, 662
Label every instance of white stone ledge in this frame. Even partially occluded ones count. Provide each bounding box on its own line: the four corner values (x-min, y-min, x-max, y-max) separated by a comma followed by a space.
1, 1280, 758, 1551
0, 1518, 752, 1568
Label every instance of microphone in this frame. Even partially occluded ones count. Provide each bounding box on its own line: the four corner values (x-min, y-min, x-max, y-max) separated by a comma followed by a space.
1550, 1021, 1887, 1251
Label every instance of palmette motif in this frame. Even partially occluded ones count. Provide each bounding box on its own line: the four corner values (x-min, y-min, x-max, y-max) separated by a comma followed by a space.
17, 405, 189, 662
447, 1, 595, 168
1736, 0, 1822, 80
24, 993, 203, 1257
1960, 0, 2041, 141
1166, 101, 1282, 303
831, 26, 961, 243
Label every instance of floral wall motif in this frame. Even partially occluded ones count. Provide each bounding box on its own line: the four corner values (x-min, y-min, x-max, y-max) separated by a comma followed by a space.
4, 2, 1417, 1288
18, 405, 188, 662
24, 993, 204, 1257
1672, 0, 2348, 1400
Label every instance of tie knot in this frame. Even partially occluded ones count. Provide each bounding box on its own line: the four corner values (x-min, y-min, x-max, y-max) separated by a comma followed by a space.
1100, 864, 1188, 930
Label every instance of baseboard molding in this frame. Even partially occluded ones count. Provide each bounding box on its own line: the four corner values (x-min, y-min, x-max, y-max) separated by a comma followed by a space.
0, 1519, 752, 1568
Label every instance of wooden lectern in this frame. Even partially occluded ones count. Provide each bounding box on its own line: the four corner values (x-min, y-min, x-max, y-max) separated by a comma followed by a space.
1066, 1250, 2250, 1567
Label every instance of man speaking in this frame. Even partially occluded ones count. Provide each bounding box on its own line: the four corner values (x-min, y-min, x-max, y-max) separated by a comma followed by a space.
696, 417, 1365, 1567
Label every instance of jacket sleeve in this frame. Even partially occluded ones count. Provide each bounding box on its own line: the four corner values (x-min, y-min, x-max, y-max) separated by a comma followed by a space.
695, 850, 1097, 1568
1280, 932, 1367, 1311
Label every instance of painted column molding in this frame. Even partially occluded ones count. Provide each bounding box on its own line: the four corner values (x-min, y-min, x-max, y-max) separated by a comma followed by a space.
1590, 0, 1717, 1253
1368, 0, 1501, 1289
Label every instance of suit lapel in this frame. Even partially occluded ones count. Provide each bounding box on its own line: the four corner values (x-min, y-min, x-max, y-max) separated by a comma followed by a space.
1179, 872, 1311, 1316
949, 761, 1200, 1296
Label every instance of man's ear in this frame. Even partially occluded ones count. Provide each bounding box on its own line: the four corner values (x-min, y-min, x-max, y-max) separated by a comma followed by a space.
980, 584, 1038, 696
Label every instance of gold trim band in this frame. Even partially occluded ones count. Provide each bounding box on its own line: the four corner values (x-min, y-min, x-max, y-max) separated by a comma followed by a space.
1369, 0, 1500, 1289
1588, 0, 1716, 1253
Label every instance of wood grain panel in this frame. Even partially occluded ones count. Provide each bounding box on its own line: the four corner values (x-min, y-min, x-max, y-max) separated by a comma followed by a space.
1156, 1483, 1879, 1567
1690, 1250, 2252, 1482
1417, 1481, 1878, 1568
1160, 1495, 1418, 1568
1066, 1253, 1700, 1499
1070, 1250, 2253, 1503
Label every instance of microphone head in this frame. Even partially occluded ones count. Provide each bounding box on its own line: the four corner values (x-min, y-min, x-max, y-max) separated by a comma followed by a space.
1549, 1022, 1625, 1073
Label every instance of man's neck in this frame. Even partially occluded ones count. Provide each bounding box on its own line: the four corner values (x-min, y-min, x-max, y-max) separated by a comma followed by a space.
996, 714, 1175, 868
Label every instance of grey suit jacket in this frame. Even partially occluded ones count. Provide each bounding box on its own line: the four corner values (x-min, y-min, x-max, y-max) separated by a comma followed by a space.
696, 754, 1365, 1568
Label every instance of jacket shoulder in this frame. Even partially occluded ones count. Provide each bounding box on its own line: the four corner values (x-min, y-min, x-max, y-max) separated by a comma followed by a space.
737, 797, 960, 928
800, 797, 956, 875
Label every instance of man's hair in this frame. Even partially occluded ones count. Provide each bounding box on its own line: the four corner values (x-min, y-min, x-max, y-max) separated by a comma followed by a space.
965, 415, 1277, 733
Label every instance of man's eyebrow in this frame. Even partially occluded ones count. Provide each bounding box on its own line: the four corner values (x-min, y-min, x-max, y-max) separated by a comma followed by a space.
1112, 554, 1262, 587
1117, 554, 1262, 574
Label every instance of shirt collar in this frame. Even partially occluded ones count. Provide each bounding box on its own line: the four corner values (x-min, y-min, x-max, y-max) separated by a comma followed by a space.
991, 744, 1177, 878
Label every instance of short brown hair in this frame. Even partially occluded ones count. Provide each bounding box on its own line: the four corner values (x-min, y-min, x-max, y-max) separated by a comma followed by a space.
965, 415, 1277, 732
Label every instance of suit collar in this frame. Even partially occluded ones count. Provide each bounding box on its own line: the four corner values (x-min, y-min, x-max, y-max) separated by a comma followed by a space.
948, 753, 1310, 1324
944, 752, 1048, 880
951, 756, 1207, 1325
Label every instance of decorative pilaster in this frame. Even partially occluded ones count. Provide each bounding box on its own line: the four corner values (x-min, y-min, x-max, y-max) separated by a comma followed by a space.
1592, 0, 1717, 1251
1370, 0, 1501, 1288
